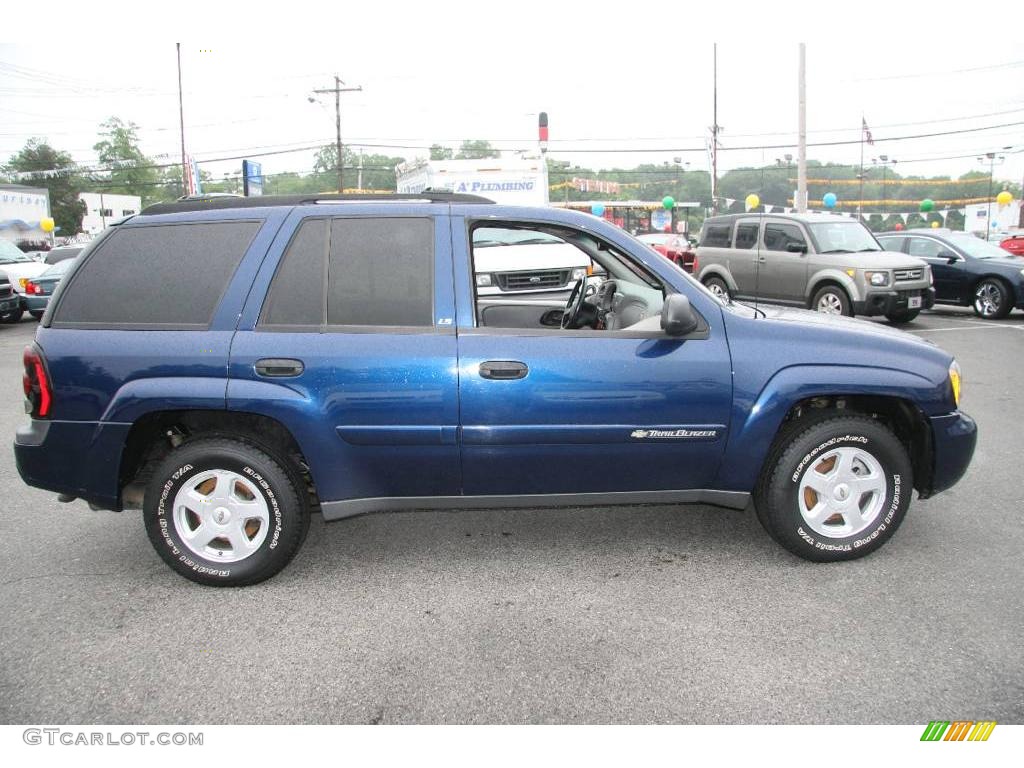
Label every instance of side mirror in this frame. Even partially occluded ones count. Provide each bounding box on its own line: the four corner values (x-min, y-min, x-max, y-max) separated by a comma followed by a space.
786, 242, 808, 253
661, 294, 699, 337
938, 250, 958, 263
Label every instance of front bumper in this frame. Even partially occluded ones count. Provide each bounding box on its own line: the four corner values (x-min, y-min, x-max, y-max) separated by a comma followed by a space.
854, 287, 936, 317
925, 410, 977, 496
0, 294, 20, 313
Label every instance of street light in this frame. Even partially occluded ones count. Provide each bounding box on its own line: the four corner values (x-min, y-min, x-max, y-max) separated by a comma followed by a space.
977, 151, 1006, 241
872, 155, 897, 219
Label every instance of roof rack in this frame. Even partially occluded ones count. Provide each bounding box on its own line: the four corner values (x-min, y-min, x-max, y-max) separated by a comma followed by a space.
140, 191, 495, 216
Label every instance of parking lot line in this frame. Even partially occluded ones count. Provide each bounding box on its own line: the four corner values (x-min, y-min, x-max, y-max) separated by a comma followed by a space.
911, 326, 1020, 333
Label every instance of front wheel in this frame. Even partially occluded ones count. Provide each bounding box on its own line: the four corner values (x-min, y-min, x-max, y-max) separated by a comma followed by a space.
972, 278, 1012, 319
0, 308, 24, 324
811, 285, 852, 316
885, 308, 919, 324
754, 415, 913, 561
144, 438, 309, 586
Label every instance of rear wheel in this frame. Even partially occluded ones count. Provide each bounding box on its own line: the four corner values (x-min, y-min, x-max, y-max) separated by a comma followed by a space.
29, 310, 44, 321
972, 278, 1012, 319
885, 308, 919, 324
704, 276, 731, 301
754, 414, 913, 561
143, 437, 309, 586
811, 285, 852, 316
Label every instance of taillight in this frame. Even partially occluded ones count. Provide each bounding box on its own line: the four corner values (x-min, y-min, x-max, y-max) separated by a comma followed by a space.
25, 281, 41, 295
690, 254, 699, 274
22, 343, 52, 418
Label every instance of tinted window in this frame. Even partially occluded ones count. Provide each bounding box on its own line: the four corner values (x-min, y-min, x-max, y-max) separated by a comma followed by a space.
45, 247, 82, 265
260, 219, 326, 327
54, 221, 258, 327
701, 224, 732, 248
734, 223, 759, 249
907, 238, 945, 259
327, 218, 433, 327
763, 223, 807, 251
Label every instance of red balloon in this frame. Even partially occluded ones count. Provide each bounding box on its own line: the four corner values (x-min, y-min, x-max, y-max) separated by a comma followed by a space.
664, 224, 672, 232
894, 223, 904, 231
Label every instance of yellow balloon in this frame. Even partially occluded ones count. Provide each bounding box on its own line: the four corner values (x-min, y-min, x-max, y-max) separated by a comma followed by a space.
40, 217, 55, 233
930, 220, 940, 228
996, 190, 1013, 206
745, 193, 760, 210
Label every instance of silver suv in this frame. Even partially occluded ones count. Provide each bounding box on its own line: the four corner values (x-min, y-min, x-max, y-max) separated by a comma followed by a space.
695, 213, 935, 323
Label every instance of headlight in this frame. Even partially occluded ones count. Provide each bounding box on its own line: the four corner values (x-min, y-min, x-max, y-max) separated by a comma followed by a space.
571, 267, 588, 282
928, 266, 934, 286
1019, 268, 1024, 279
475, 273, 492, 287
949, 360, 962, 407
865, 270, 890, 287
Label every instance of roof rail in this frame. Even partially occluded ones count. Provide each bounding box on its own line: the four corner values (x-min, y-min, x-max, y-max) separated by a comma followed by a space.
139, 191, 495, 216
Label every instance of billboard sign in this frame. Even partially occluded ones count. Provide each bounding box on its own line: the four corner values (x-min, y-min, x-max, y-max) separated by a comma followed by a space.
243, 160, 263, 197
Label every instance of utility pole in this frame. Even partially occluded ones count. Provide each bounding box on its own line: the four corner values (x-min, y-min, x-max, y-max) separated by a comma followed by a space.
357, 149, 364, 191
797, 43, 807, 213
711, 44, 719, 214
314, 76, 363, 193
176, 44, 187, 193
978, 151, 1006, 241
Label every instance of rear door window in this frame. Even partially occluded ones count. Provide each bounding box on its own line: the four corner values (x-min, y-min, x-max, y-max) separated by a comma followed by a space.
734, 223, 759, 249
701, 224, 732, 248
52, 221, 259, 328
907, 238, 944, 259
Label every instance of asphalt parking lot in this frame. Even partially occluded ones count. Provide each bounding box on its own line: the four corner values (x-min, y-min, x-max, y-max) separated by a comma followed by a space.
0, 307, 1021, 725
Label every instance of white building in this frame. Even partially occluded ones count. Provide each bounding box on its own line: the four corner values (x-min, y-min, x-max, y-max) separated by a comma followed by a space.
964, 199, 1022, 235
79, 192, 142, 235
0, 184, 51, 246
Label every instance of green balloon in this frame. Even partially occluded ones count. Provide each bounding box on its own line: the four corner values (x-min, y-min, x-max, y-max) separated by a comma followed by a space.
919, 199, 935, 212
662, 196, 675, 210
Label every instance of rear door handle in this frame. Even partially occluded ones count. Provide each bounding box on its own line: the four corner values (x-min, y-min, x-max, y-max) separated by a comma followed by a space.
479, 360, 528, 380
255, 358, 305, 377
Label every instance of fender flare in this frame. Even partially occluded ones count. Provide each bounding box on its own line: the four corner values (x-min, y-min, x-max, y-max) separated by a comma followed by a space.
697, 264, 739, 293
806, 269, 861, 305
714, 363, 941, 492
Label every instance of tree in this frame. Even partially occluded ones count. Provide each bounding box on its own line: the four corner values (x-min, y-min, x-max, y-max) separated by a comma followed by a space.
430, 144, 454, 161
455, 139, 500, 160
92, 117, 164, 204
314, 146, 407, 191
3, 139, 86, 237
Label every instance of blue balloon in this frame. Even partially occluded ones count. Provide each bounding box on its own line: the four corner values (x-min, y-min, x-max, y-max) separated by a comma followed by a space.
823, 192, 837, 209
591, 203, 605, 217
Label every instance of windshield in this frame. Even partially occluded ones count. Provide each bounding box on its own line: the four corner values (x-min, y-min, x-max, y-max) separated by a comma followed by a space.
948, 233, 1012, 260
473, 227, 563, 247
0, 240, 35, 263
807, 221, 881, 253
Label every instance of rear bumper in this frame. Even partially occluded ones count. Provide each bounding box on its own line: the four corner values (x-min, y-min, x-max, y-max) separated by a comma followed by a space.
926, 410, 977, 496
14, 419, 129, 510
22, 295, 49, 311
855, 287, 935, 316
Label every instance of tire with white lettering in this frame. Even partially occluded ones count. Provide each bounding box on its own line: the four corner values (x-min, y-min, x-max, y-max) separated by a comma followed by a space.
754, 415, 912, 562
143, 438, 309, 586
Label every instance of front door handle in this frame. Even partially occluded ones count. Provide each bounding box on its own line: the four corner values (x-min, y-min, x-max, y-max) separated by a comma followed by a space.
479, 360, 528, 380
255, 358, 305, 377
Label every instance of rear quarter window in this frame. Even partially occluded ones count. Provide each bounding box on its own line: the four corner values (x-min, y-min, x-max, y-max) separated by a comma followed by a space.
52, 221, 259, 328
700, 224, 732, 248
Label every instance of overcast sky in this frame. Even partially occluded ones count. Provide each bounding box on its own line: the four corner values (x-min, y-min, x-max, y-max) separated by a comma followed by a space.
2, 2, 1023, 202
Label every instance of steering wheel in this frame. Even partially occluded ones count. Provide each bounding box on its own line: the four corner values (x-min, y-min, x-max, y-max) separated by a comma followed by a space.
561, 276, 589, 329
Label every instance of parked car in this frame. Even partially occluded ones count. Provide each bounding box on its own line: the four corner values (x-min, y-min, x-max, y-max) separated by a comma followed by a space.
636, 232, 698, 273
15, 193, 976, 586
0, 239, 49, 323
0, 272, 21, 320
23, 257, 77, 320
695, 213, 935, 323
43, 245, 83, 265
877, 228, 1024, 319
472, 226, 591, 296
999, 233, 1024, 257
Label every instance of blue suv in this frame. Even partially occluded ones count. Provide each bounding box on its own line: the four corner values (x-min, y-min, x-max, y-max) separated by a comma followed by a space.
15, 194, 977, 585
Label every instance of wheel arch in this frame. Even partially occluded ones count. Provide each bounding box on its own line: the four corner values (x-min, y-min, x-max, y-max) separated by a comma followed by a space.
805, 270, 860, 306
699, 265, 738, 292
118, 409, 318, 511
